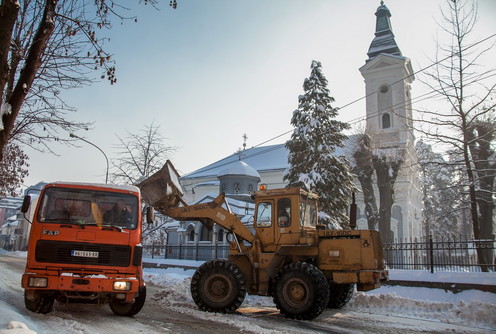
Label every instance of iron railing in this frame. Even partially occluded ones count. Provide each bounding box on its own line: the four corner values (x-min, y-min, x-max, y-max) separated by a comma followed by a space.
143, 244, 230, 262
143, 236, 495, 273
382, 236, 495, 273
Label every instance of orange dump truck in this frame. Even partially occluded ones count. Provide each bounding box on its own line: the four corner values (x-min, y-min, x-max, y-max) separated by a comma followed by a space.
20, 182, 150, 316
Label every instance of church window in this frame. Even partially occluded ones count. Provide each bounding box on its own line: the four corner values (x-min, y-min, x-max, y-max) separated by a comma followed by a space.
200, 225, 212, 241
189, 229, 195, 242
218, 229, 224, 242
382, 113, 391, 129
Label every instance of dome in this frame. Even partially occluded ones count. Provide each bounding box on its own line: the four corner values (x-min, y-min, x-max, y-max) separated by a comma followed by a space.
217, 161, 260, 179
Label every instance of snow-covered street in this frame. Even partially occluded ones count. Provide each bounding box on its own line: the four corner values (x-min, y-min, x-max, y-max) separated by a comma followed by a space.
1, 251, 495, 334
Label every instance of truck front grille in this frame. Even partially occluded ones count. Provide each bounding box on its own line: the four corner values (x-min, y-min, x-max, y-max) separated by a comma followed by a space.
35, 240, 131, 267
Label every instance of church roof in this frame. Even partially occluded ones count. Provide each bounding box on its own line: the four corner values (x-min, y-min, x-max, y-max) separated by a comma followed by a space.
182, 138, 355, 181
182, 144, 289, 180
367, 1, 402, 60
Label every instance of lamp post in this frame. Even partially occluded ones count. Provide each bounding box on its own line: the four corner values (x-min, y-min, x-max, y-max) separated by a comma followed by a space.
70, 133, 109, 184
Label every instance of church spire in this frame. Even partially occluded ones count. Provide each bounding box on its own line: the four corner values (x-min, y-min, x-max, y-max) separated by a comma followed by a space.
367, 1, 402, 60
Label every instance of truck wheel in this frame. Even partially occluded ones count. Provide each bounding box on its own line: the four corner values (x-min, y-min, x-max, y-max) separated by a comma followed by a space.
327, 283, 354, 309
190, 259, 246, 313
24, 290, 55, 314
110, 285, 147, 317
273, 262, 329, 320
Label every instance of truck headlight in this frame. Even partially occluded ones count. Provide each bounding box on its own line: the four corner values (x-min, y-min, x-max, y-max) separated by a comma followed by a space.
29, 277, 48, 288
113, 281, 131, 291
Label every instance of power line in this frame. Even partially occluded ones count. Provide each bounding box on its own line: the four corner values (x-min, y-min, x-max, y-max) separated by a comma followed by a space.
251, 33, 496, 148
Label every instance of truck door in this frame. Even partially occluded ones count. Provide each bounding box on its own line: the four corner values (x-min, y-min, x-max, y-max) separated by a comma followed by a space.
255, 200, 275, 250
276, 198, 299, 245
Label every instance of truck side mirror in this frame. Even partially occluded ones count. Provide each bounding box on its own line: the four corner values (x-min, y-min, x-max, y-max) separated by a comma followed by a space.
146, 206, 155, 224
21, 195, 31, 213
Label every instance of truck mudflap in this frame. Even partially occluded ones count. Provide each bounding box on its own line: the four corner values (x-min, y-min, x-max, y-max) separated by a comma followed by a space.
22, 272, 141, 302
330, 270, 389, 291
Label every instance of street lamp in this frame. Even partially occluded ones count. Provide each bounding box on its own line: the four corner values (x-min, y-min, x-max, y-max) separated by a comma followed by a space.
70, 133, 109, 184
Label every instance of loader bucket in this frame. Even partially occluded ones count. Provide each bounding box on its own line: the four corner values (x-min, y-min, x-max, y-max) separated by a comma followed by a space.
136, 160, 184, 209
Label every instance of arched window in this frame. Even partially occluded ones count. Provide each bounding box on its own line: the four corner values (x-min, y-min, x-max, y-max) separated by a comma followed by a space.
200, 225, 212, 241
189, 229, 195, 242
382, 113, 391, 129
218, 229, 224, 242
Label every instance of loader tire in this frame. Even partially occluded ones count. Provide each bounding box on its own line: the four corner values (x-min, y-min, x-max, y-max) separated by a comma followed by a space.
109, 285, 147, 317
273, 262, 329, 320
327, 283, 354, 309
190, 259, 246, 314
25, 290, 55, 314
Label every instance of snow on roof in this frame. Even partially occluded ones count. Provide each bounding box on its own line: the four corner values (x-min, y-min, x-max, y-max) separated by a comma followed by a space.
217, 160, 260, 179
182, 144, 289, 180
182, 139, 357, 181
48, 182, 140, 193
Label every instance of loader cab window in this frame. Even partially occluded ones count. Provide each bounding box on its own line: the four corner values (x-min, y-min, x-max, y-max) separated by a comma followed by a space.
300, 198, 317, 228
256, 202, 272, 228
277, 198, 291, 227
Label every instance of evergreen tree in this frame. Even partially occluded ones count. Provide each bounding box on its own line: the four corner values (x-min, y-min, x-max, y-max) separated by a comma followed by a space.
285, 60, 354, 228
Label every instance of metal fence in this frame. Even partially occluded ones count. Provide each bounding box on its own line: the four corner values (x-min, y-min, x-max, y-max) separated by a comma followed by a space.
143, 244, 230, 262
143, 236, 495, 273
382, 236, 495, 273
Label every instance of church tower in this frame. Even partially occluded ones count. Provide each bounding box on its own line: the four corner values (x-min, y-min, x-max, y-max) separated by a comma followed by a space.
358, 1, 422, 241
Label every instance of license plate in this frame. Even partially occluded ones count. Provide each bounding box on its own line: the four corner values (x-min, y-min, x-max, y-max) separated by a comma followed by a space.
71, 250, 99, 258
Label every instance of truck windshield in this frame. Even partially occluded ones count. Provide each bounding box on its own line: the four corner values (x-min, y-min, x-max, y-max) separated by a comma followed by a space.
300, 198, 317, 228
37, 187, 139, 230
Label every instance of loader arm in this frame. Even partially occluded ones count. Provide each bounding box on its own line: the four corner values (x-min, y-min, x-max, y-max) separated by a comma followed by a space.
164, 193, 255, 244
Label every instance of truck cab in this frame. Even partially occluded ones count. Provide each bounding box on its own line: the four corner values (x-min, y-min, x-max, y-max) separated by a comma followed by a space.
21, 182, 147, 316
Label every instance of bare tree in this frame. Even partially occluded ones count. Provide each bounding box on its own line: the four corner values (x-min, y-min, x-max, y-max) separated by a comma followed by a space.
0, 0, 177, 162
352, 133, 403, 243
110, 122, 177, 184
352, 134, 378, 230
418, 0, 496, 270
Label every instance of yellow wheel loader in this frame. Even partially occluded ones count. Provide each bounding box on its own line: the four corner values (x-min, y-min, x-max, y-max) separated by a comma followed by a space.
138, 161, 388, 320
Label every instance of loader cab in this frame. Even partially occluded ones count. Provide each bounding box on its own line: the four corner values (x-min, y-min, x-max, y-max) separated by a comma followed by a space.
254, 187, 318, 252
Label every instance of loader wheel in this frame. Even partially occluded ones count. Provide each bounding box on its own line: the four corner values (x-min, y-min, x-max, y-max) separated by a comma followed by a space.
273, 262, 329, 320
110, 285, 147, 317
327, 283, 354, 309
24, 290, 55, 314
190, 259, 246, 313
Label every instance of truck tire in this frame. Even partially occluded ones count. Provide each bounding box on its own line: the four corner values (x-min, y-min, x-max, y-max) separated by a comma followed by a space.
109, 285, 147, 317
190, 259, 246, 313
24, 290, 55, 314
327, 283, 354, 309
273, 262, 329, 320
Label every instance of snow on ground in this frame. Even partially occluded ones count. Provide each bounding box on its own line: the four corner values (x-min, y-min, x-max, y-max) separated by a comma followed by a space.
1, 251, 495, 333
143, 266, 496, 331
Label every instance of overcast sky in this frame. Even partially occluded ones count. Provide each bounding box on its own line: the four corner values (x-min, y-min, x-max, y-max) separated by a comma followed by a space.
22, 0, 496, 188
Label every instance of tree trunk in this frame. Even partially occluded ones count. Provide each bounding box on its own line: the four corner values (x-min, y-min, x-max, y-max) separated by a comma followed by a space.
0, 0, 58, 161
356, 169, 378, 230
372, 154, 402, 244
353, 135, 379, 230
374, 160, 394, 243
0, 1, 20, 132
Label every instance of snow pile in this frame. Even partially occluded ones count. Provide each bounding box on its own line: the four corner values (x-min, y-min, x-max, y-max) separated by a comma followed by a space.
144, 267, 496, 330
0, 321, 36, 334
348, 290, 496, 328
